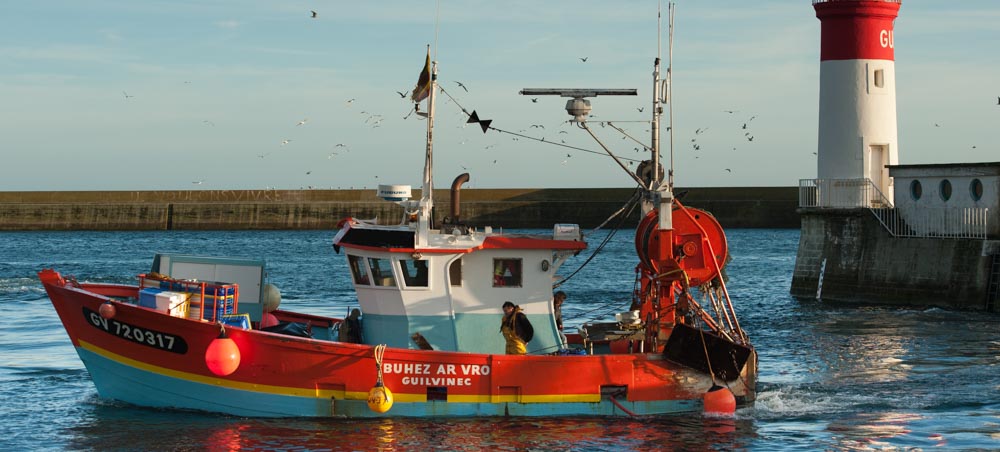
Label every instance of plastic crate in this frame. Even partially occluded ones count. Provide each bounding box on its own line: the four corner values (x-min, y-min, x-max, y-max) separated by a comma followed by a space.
139, 274, 238, 322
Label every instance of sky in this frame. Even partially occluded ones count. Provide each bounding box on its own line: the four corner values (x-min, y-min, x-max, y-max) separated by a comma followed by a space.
1, 1, 997, 191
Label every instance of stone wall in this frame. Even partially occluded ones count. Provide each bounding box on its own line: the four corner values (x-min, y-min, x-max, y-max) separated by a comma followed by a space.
791, 208, 1000, 311
0, 187, 798, 231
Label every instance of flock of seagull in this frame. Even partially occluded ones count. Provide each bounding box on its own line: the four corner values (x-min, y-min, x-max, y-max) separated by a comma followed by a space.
121, 10, 1000, 189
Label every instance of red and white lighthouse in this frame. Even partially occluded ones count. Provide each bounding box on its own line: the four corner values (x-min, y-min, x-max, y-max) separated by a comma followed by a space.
814, 0, 901, 203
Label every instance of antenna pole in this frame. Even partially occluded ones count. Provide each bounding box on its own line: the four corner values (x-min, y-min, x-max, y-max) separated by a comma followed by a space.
667, 2, 675, 189
651, 2, 661, 191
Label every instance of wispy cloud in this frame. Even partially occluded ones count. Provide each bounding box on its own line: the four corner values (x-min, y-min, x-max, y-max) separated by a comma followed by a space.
98, 28, 123, 42
0, 45, 116, 63
216, 20, 241, 30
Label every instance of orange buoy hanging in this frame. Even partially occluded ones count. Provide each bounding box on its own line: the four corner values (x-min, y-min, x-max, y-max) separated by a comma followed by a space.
367, 344, 393, 413
703, 384, 736, 415
205, 326, 241, 376
99, 301, 117, 319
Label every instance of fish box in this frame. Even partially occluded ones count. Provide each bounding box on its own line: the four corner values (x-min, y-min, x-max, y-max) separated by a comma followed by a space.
138, 274, 238, 322
220, 313, 252, 330
138, 288, 191, 318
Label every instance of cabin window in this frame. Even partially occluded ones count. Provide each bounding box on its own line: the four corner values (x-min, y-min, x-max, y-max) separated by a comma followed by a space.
368, 258, 397, 287
909, 180, 922, 201
449, 259, 462, 287
970, 179, 984, 201
348, 255, 370, 285
939, 180, 952, 202
400, 259, 428, 287
492, 258, 522, 287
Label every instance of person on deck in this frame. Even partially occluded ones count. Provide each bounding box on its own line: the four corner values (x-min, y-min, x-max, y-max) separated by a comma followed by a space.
553, 291, 567, 347
500, 301, 533, 355
339, 308, 363, 343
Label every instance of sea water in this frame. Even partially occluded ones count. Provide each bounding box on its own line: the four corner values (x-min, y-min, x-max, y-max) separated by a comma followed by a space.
2, 229, 999, 451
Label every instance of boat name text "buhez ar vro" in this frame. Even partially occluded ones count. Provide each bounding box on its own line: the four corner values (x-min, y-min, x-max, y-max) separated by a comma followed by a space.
382, 363, 491, 387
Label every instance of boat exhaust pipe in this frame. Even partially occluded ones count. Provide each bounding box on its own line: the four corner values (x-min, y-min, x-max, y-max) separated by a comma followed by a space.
450, 173, 470, 223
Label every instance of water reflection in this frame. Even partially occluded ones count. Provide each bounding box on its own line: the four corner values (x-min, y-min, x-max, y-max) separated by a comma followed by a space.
63, 411, 757, 451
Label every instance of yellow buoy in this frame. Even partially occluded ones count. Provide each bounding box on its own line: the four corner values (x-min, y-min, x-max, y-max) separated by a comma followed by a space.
367, 382, 393, 413
367, 344, 392, 413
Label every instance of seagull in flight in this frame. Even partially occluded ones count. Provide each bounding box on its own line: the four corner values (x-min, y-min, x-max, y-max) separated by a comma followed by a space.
455, 81, 468, 92
725, 168, 732, 173
192, 180, 203, 184
637, 107, 644, 112
122, 91, 134, 99
281, 139, 292, 146
579, 57, 588, 62
531, 98, 538, 103
396, 90, 408, 98
310, 10, 317, 18
296, 118, 308, 126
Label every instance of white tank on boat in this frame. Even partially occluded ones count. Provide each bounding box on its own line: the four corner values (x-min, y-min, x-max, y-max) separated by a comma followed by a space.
377, 184, 412, 202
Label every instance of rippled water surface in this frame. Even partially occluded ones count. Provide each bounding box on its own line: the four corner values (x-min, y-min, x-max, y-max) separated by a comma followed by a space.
2, 229, 999, 450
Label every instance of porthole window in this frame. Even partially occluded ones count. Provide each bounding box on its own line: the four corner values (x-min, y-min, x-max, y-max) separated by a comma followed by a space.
970, 179, 983, 201
939, 180, 952, 202
909, 180, 922, 200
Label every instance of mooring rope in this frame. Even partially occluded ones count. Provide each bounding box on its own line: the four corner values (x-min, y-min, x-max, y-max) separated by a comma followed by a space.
374, 344, 387, 384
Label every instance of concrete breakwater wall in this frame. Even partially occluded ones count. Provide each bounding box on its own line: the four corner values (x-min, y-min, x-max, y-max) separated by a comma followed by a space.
0, 187, 797, 231
790, 208, 1000, 311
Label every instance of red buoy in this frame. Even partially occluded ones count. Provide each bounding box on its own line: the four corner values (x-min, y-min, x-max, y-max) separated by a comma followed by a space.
703, 384, 736, 416
99, 302, 117, 319
205, 330, 241, 376
260, 312, 279, 329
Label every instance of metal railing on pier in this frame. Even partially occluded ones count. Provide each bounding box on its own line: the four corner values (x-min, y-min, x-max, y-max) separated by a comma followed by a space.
798, 178, 892, 209
799, 178, 989, 240
871, 207, 989, 240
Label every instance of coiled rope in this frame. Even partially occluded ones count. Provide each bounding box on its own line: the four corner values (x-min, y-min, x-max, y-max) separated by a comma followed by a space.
374, 344, 386, 384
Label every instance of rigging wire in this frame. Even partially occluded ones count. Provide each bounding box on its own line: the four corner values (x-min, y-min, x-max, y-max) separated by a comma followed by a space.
436, 86, 645, 165
553, 187, 641, 288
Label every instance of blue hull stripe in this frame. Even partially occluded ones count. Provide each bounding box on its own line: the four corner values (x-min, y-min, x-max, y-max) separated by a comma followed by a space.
76, 345, 704, 418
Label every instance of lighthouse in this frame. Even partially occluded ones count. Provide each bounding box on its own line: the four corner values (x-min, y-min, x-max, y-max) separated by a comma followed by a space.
814, 0, 901, 205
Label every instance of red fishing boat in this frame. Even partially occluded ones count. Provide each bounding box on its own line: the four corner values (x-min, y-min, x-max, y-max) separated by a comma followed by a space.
39, 5, 756, 417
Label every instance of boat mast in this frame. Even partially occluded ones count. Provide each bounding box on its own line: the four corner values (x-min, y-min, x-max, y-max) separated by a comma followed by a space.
647, 2, 675, 230
651, 3, 663, 192
417, 58, 438, 246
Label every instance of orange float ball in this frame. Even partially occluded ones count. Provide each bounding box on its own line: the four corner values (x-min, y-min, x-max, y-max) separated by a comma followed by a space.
703, 384, 736, 415
99, 302, 117, 319
205, 332, 241, 376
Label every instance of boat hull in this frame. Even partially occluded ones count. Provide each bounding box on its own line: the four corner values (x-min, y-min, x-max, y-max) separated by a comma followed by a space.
43, 276, 756, 418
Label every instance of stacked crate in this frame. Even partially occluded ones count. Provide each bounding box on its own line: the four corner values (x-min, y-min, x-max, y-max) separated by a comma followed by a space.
139, 274, 238, 322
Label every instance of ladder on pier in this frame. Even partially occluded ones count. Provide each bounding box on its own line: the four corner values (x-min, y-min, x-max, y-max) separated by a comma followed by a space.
987, 254, 1000, 313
